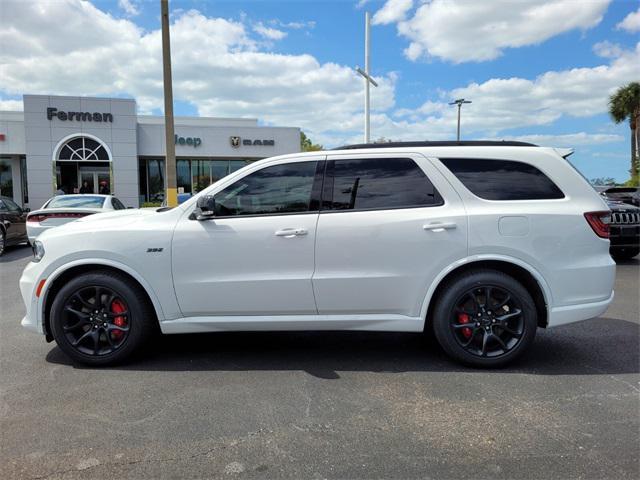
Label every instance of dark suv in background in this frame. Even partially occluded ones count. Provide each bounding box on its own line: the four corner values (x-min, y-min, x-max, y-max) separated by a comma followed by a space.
605, 198, 640, 260
603, 187, 640, 207
0, 196, 29, 256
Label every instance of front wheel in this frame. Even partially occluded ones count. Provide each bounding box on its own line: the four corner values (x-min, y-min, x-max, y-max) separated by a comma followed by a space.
432, 270, 538, 368
50, 271, 155, 366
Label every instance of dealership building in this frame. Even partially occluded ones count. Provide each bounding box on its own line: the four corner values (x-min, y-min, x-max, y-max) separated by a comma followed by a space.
0, 95, 301, 209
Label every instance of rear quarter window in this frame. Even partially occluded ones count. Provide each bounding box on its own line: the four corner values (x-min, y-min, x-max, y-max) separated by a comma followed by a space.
439, 158, 564, 201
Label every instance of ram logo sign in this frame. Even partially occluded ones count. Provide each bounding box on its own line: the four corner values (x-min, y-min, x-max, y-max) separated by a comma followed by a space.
230, 136, 275, 148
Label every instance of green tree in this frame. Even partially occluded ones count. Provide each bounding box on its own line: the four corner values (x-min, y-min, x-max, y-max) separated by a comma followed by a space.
609, 82, 640, 185
590, 177, 617, 186
300, 131, 323, 152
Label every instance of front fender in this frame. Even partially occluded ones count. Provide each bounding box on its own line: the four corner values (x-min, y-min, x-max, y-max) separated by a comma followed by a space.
37, 257, 168, 334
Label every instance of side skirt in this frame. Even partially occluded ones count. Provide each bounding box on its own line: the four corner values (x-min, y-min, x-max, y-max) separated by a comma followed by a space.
160, 314, 424, 334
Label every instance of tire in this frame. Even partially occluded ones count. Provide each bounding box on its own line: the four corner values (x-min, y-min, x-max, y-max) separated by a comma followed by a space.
611, 247, 639, 261
0, 228, 5, 256
50, 270, 156, 366
432, 269, 538, 368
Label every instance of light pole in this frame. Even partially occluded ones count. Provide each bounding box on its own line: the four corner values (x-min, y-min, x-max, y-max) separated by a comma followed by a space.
356, 12, 378, 143
161, 0, 177, 207
449, 98, 472, 141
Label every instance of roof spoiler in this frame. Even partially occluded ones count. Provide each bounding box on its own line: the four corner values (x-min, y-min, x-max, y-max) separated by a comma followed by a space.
554, 147, 574, 159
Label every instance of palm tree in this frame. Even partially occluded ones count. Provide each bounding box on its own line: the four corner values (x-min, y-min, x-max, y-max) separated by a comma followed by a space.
609, 82, 640, 183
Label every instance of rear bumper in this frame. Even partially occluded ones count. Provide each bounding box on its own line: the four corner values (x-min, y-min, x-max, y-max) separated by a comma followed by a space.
548, 291, 614, 328
26, 224, 53, 243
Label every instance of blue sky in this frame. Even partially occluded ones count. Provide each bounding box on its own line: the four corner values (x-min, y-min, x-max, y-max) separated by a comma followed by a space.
1, 0, 639, 181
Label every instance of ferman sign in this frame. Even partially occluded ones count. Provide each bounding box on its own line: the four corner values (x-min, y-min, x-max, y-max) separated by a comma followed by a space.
47, 107, 113, 123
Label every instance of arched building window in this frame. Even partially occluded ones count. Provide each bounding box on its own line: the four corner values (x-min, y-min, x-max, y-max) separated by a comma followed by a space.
57, 136, 110, 161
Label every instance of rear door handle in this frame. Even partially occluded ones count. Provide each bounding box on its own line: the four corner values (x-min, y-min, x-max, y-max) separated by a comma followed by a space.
275, 228, 308, 237
423, 222, 457, 232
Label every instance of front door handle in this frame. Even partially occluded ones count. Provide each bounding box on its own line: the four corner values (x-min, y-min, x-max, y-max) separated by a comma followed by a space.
423, 221, 457, 232
275, 228, 308, 237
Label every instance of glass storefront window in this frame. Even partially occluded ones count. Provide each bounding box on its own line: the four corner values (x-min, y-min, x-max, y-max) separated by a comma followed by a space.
229, 160, 248, 174
147, 158, 165, 203
177, 159, 191, 194
192, 160, 211, 194
20, 157, 28, 204
211, 160, 229, 184
138, 158, 256, 203
0, 158, 13, 199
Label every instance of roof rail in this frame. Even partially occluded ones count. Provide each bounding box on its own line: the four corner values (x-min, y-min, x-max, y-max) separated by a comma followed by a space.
333, 140, 538, 150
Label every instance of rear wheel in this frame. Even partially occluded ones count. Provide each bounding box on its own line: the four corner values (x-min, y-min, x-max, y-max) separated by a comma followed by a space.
611, 247, 639, 261
50, 271, 155, 366
432, 270, 538, 368
0, 229, 5, 256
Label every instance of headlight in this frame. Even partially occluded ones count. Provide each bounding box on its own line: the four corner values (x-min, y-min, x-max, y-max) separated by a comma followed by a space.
32, 240, 45, 262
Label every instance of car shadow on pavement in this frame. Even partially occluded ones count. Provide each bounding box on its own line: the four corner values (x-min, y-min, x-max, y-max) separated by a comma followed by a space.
0, 244, 32, 262
615, 257, 639, 266
46, 316, 639, 378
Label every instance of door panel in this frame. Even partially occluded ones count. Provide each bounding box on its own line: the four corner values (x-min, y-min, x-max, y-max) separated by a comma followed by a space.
312, 154, 468, 317
172, 157, 324, 317
172, 214, 319, 316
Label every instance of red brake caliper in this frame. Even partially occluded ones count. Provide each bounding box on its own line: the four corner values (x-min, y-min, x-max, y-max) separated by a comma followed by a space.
110, 299, 127, 341
458, 313, 472, 339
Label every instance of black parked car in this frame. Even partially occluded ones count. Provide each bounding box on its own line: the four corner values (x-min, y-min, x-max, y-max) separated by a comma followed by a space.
0, 196, 29, 256
603, 187, 640, 207
606, 198, 640, 260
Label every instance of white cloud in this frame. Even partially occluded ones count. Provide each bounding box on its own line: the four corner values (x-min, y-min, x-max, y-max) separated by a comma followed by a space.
390, 42, 640, 138
616, 8, 640, 33
253, 22, 287, 40
372, 0, 413, 25
0, 0, 635, 152
0, 99, 23, 111
593, 40, 623, 58
118, 0, 139, 17
0, 0, 395, 143
374, 0, 611, 63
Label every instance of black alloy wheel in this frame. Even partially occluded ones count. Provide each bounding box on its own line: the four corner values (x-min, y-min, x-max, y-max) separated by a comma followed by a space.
50, 271, 155, 366
450, 286, 524, 358
0, 229, 5, 256
60, 286, 131, 356
432, 270, 537, 368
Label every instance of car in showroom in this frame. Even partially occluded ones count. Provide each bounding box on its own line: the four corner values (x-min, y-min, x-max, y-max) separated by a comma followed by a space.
20, 141, 616, 368
26, 194, 128, 243
606, 198, 640, 260
0, 195, 29, 256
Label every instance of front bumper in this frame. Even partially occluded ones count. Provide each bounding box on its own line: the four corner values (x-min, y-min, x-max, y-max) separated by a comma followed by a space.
609, 224, 640, 249
19, 260, 46, 335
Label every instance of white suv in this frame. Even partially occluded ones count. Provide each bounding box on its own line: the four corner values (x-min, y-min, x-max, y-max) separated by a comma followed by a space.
20, 141, 615, 367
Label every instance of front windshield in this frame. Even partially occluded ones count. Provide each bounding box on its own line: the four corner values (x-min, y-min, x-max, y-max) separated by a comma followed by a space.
47, 196, 105, 209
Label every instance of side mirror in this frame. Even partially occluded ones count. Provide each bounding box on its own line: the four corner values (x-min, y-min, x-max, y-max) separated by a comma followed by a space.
23, 207, 30, 213
195, 195, 216, 220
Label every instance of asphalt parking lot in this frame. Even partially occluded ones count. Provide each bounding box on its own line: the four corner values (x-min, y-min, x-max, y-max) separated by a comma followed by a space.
1, 244, 638, 480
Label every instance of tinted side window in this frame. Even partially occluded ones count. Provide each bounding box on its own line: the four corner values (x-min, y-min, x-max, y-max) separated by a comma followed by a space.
3, 198, 21, 212
214, 161, 317, 217
0, 200, 7, 211
111, 198, 126, 210
440, 158, 565, 200
323, 158, 442, 211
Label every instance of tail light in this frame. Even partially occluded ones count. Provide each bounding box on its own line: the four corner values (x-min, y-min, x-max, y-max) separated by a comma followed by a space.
584, 211, 611, 238
27, 212, 90, 222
